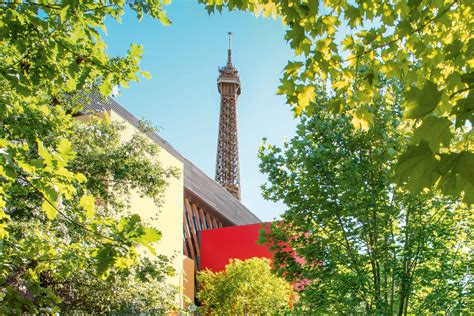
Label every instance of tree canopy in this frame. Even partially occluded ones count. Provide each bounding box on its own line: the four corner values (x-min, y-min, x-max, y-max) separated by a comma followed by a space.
1, 0, 173, 236
259, 96, 472, 314
0, 0, 178, 311
1, 113, 179, 312
200, 0, 473, 203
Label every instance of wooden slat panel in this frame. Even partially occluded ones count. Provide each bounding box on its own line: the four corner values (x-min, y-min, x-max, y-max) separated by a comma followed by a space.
205, 212, 214, 229
211, 215, 218, 229
199, 207, 210, 230
191, 203, 204, 231
183, 209, 196, 261
185, 198, 200, 257
183, 241, 189, 258
192, 207, 201, 233
187, 201, 197, 232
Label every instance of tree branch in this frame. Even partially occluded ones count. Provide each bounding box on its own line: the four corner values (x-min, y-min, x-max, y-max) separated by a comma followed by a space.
17, 172, 123, 247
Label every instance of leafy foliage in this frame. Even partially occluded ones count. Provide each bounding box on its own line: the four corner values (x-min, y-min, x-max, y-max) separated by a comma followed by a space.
69, 115, 177, 213
51, 263, 177, 314
200, 0, 473, 202
1, 0, 176, 312
197, 258, 294, 314
0, 0, 173, 230
259, 101, 472, 314
1, 115, 178, 312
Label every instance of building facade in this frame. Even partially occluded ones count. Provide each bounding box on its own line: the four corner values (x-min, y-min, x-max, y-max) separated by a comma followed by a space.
76, 36, 262, 305
77, 90, 260, 304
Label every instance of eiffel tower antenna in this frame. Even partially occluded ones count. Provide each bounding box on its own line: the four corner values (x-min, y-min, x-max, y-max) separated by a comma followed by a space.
227, 31, 232, 66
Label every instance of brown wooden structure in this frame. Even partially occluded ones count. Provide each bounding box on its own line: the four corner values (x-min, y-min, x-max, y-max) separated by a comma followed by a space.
183, 195, 224, 264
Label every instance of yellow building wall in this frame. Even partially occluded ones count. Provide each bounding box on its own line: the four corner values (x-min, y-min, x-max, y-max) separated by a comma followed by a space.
76, 110, 188, 305
107, 111, 185, 301
77, 110, 183, 307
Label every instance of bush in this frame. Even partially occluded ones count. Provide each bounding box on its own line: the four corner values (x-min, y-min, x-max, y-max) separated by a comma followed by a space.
197, 257, 294, 314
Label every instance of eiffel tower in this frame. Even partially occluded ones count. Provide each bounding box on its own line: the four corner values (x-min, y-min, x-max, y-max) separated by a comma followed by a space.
215, 32, 242, 200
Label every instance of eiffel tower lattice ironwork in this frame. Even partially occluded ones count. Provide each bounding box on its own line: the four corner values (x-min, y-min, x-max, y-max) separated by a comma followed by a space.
215, 32, 242, 200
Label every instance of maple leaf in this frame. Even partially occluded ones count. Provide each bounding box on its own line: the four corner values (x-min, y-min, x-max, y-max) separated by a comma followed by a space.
411, 115, 452, 152
404, 81, 442, 119
393, 142, 440, 192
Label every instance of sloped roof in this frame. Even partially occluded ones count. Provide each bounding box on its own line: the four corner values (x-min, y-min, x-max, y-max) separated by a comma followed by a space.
78, 91, 261, 226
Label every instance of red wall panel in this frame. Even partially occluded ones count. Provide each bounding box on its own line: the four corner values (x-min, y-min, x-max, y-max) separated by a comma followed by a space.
199, 223, 273, 272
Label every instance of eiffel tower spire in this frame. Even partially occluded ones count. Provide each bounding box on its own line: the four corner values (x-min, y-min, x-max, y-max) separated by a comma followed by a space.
215, 32, 241, 200
227, 31, 232, 66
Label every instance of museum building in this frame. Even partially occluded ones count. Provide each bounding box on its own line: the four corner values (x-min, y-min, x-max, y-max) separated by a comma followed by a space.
76, 35, 270, 305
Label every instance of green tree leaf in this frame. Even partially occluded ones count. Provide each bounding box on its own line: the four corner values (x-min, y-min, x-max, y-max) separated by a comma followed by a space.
297, 86, 315, 110
57, 138, 75, 160
95, 244, 117, 276
452, 92, 474, 128
404, 81, 442, 119
285, 24, 306, 51
411, 116, 452, 152
79, 194, 96, 218
351, 108, 374, 131
394, 142, 440, 192
438, 152, 474, 203
42, 200, 58, 220
138, 227, 162, 255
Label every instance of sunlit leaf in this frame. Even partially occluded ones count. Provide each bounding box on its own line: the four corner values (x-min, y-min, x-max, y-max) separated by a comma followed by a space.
42, 200, 58, 220
393, 143, 440, 192
80, 194, 96, 218
411, 116, 452, 152
297, 86, 315, 109
351, 108, 374, 131
404, 81, 442, 119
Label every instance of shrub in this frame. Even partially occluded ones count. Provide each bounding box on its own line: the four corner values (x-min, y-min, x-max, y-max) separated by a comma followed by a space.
197, 257, 294, 314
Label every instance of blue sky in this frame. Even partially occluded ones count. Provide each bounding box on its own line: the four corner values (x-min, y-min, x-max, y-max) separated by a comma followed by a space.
104, 1, 297, 221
